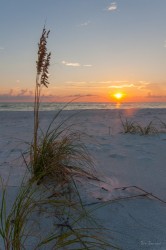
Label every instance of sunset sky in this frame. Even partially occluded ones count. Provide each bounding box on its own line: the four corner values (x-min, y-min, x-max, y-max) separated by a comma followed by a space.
1, 0, 166, 102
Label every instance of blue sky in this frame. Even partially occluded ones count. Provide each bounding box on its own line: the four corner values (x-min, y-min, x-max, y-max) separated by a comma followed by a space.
1, 0, 166, 102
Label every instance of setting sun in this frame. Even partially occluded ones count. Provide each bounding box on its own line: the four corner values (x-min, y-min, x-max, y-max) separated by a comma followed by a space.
113, 92, 124, 101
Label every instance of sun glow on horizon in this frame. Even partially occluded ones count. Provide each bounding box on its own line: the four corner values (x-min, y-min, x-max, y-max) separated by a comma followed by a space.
113, 92, 124, 101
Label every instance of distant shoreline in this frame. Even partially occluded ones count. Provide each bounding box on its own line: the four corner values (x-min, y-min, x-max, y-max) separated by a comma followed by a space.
0, 101, 166, 111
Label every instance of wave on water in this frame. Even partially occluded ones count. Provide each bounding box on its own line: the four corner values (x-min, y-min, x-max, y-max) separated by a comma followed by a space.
0, 102, 166, 111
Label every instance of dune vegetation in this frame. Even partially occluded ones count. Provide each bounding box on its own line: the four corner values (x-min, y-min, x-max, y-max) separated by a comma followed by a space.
0, 28, 117, 250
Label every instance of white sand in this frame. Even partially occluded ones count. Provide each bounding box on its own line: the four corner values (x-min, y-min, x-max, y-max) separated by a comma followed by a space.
0, 109, 166, 249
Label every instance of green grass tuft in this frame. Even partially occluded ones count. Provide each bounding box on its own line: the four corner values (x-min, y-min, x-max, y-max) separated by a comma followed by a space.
121, 117, 158, 135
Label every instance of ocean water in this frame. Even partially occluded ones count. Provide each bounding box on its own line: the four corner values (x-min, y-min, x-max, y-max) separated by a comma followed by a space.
0, 102, 166, 111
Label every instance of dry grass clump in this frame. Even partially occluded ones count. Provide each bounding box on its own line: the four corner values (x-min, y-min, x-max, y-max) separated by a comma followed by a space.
160, 121, 166, 128
30, 128, 95, 185
121, 117, 158, 135
0, 179, 37, 250
120, 117, 138, 134
0, 178, 114, 250
159, 120, 166, 132
29, 27, 96, 186
136, 121, 158, 135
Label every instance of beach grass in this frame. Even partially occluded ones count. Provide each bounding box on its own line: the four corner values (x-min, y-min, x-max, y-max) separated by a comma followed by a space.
121, 117, 158, 135
0, 177, 37, 249
120, 117, 138, 134
29, 114, 96, 185
159, 120, 166, 130
0, 27, 118, 249
32, 27, 51, 180
29, 27, 97, 186
136, 121, 158, 135
0, 176, 116, 249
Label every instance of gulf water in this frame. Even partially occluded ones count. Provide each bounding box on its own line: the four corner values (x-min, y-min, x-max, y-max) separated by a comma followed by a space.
0, 102, 166, 111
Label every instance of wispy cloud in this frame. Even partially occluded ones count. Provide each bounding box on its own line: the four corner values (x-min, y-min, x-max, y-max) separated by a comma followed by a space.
65, 81, 92, 88
97, 80, 128, 84
136, 81, 150, 89
66, 81, 87, 85
0, 88, 33, 102
83, 64, 92, 67
65, 80, 133, 88
65, 80, 151, 90
97, 81, 112, 84
107, 2, 117, 11
79, 21, 91, 27
66, 94, 97, 98
99, 80, 151, 90
65, 81, 110, 89
109, 84, 134, 88
62, 60, 80, 67
0, 88, 61, 102
17, 88, 33, 96
62, 61, 92, 68
138, 81, 149, 84
147, 92, 166, 98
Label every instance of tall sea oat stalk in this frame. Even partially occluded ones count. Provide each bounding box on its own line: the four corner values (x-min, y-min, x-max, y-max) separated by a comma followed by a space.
34, 27, 51, 167
30, 28, 96, 183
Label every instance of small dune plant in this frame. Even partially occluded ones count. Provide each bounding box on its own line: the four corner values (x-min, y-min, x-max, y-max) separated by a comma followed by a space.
136, 121, 158, 135
121, 117, 158, 135
120, 117, 138, 134
159, 120, 166, 131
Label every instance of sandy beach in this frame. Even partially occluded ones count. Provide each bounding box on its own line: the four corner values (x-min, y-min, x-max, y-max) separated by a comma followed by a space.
0, 108, 166, 249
